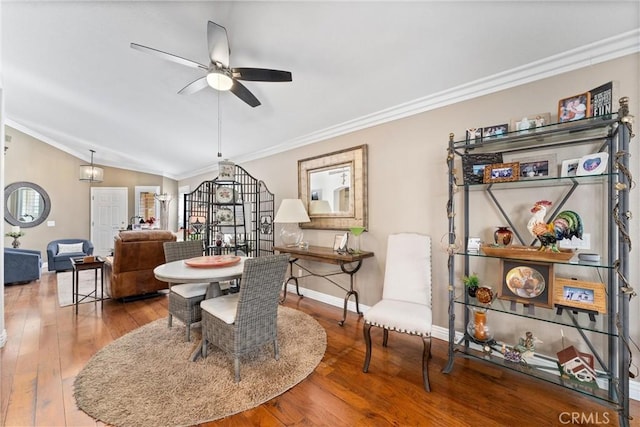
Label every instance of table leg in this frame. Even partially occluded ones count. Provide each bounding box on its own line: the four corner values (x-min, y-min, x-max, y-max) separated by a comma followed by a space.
75, 269, 79, 315
206, 282, 222, 299
280, 258, 303, 303
337, 260, 363, 326
100, 266, 104, 310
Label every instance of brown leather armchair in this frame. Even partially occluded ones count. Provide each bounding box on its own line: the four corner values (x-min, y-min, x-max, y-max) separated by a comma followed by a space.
105, 230, 176, 299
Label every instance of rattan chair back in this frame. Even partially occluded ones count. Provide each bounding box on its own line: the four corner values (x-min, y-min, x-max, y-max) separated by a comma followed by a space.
163, 240, 204, 262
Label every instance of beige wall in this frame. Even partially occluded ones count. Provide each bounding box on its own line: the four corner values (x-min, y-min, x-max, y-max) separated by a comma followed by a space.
181, 53, 639, 364
3, 127, 177, 256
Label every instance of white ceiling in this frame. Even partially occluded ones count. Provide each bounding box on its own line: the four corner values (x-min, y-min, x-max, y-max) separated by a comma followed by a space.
2, 1, 639, 180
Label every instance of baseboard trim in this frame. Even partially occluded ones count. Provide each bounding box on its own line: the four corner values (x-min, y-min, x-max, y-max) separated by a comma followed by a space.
289, 283, 640, 402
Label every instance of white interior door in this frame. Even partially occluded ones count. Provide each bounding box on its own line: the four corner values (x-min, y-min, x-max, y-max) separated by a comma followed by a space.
91, 187, 128, 256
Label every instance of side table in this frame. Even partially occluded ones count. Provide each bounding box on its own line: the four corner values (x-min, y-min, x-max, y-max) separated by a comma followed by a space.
273, 245, 374, 326
71, 256, 106, 314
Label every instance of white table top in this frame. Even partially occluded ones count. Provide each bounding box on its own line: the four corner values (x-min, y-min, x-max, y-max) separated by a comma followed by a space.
154, 256, 248, 283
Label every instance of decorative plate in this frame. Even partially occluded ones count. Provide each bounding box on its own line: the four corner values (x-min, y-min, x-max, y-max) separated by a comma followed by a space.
216, 186, 234, 203
216, 208, 234, 224
185, 255, 241, 268
505, 266, 546, 298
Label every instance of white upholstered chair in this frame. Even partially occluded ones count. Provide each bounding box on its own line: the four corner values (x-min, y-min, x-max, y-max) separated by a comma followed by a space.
163, 240, 209, 341
362, 233, 433, 391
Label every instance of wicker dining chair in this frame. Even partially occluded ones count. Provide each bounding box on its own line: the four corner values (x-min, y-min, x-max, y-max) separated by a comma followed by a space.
163, 240, 208, 341
201, 254, 289, 382
362, 233, 433, 391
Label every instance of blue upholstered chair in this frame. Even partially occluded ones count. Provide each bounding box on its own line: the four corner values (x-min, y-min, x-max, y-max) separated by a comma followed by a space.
4, 248, 42, 285
46, 239, 94, 272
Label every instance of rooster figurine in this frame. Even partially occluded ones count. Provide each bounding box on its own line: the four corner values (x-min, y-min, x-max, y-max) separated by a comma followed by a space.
527, 200, 583, 252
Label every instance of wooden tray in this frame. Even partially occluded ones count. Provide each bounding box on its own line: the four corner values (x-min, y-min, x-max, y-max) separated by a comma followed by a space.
480, 244, 576, 262
185, 255, 241, 268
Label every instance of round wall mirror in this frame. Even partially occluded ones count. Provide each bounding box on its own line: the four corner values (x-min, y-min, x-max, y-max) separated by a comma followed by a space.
4, 181, 51, 228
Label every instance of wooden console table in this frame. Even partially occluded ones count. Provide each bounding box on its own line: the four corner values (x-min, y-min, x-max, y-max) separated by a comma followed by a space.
273, 245, 374, 326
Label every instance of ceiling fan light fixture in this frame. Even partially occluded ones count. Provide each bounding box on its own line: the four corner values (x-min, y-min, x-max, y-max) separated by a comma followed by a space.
206, 71, 233, 91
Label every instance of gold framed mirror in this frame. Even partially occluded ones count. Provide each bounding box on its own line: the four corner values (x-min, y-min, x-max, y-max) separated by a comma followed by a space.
298, 145, 367, 230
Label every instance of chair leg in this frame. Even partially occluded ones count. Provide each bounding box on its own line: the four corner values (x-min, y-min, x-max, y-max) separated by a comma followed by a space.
234, 358, 241, 383
185, 324, 191, 342
363, 323, 373, 373
422, 335, 432, 392
168, 313, 173, 328
383, 328, 389, 347
202, 337, 207, 358
273, 339, 280, 361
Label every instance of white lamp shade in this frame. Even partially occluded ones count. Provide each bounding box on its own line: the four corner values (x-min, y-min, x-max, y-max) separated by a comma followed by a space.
274, 199, 310, 223
79, 165, 104, 182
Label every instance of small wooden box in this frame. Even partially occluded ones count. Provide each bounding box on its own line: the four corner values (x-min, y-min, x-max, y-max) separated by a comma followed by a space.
83, 256, 95, 263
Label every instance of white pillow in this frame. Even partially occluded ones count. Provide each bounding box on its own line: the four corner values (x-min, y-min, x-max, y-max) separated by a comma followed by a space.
57, 242, 84, 254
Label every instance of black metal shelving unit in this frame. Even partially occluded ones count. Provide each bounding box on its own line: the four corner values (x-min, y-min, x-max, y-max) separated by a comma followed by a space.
183, 164, 274, 258
444, 98, 634, 426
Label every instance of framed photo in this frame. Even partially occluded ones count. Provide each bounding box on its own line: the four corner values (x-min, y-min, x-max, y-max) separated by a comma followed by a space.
558, 92, 592, 123
482, 123, 508, 139
465, 128, 482, 144
506, 153, 557, 179
483, 162, 520, 183
554, 278, 606, 314
499, 259, 554, 308
461, 153, 503, 185
467, 237, 481, 254
561, 158, 581, 177
576, 152, 609, 176
333, 233, 348, 252
510, 113, 551, 133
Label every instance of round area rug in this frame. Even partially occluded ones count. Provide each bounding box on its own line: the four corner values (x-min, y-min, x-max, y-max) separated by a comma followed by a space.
74, 306, 326, 427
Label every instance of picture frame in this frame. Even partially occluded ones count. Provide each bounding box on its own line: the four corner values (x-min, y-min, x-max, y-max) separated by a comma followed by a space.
560, 158, 581, 177
333, 233, 348, 252
465, 128, 483, 144
467, 237, 481, 254
505, 153, 557, 179
499, 259, 554, 308
461, 153, 503, 185
576, 152, 609, 176
558, 92, 592, 123
482, 123, 508, 139
510, 113, 551, 133
483, 162, 520, 183
553, 278, 607, 314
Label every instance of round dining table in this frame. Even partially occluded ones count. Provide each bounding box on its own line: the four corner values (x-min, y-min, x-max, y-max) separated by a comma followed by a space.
154, 256, 248, 298
153, 256, 249, 360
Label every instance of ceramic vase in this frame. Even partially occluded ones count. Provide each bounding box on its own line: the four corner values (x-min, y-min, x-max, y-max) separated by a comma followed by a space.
494, 226, 513, 246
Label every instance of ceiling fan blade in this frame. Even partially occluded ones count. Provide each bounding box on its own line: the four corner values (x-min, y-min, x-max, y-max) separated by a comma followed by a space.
178, 76, 209, 95
232, 68, 292, 82
230, 80, 261, 107
207, 21, 230, 67
130, 43, 208, 70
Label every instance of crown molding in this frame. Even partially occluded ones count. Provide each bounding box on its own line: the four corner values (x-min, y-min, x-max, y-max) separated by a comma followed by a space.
194, 29, 639, 180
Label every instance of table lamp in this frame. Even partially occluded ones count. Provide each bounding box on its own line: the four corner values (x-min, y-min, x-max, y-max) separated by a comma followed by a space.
274, 199, 310, 247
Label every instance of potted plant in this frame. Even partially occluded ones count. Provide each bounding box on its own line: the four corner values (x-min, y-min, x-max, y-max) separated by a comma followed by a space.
463, 273, 480, 297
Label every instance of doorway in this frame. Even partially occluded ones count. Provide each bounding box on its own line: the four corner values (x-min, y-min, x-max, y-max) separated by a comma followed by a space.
91, 187, 128, 256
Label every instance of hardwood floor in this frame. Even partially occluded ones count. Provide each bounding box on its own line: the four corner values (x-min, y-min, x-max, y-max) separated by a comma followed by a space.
2, 273, 639, 426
